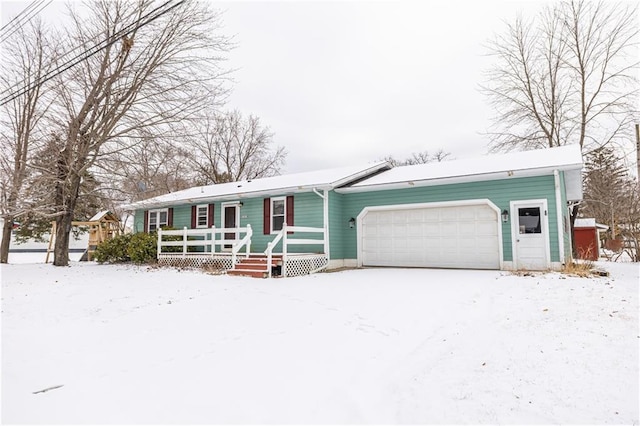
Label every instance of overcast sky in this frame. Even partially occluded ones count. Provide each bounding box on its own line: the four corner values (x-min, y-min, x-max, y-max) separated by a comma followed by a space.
1, 0, 544, 174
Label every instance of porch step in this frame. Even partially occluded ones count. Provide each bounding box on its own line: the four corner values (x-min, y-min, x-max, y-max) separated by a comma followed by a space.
228, 269, 268, 279
229, 255, 281, 278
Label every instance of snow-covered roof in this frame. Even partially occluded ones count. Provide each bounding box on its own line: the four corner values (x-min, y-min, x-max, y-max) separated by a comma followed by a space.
574, 218, 609, 230
575, 218, 596, 228
122, 161, 390, 210
338, 144, 583, 193
88, 210, 118, 221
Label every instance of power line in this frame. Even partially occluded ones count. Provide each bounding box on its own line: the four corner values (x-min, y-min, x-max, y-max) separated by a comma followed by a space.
0, 0, 52, 43
0, 0, 41, 32
1, 0, 185, 107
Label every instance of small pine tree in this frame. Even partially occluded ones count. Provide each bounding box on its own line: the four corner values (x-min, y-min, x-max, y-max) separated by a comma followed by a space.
582, 146, 629, 239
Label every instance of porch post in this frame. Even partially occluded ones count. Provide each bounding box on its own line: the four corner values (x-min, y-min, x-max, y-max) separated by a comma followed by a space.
182, 226, 188, 257
283, 223, 288, 278
323, 189, 330, 259
157, 227, 162, 260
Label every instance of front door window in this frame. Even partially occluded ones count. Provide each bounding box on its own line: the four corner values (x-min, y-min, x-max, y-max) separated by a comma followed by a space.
518, 207, 541, 234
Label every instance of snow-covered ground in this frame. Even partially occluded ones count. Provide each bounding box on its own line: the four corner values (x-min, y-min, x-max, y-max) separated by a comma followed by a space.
1, 260, 638, 424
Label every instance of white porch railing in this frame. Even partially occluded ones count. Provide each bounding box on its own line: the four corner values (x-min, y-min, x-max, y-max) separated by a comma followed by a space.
264, 223, 326, 277
157, 225, 252, 261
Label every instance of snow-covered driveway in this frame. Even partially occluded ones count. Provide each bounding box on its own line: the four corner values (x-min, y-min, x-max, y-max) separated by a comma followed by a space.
1, 262, 638, 424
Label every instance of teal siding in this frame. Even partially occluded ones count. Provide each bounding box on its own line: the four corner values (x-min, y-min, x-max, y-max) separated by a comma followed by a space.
132, 174, 565, 265
133, 211, 144, 233
328, 191, 349, 260
133, 192, 325, 254
338, 175, 562, 263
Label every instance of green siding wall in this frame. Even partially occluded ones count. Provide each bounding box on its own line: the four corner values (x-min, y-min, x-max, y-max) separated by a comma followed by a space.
328, 191, 349, 260
133, 174, 566, 264
134, 192, 325, 254
332, 175, 562, 262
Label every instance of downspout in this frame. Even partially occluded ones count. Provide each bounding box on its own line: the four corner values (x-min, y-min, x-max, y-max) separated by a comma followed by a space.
553, 170, 566, 265
312, 188, 330, 259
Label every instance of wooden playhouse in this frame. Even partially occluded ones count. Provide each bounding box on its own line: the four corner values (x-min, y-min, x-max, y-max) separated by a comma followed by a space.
46, 211, 121, 262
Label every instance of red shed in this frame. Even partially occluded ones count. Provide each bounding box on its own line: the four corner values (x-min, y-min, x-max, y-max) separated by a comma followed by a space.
573, 218, 609, 261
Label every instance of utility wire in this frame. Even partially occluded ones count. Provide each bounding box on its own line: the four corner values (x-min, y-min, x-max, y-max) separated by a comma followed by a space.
1, 0, 185, 106
0, 0, 52, 43
0, 0, 41, 32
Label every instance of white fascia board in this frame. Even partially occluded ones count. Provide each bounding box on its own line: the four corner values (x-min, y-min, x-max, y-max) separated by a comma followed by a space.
336, 164, 582, 194
120, 185, 333, 211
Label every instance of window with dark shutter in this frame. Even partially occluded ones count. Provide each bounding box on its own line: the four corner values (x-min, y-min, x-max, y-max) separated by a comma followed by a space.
196, 205, 208, 228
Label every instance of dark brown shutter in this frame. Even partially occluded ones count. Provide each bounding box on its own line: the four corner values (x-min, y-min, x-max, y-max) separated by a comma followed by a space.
168, 208, 174, 228
191, 206, 197, 228
143, 210, 149, 233
263, 198, 271, 235
208, 204, 214, 227
286, 196, 294, 234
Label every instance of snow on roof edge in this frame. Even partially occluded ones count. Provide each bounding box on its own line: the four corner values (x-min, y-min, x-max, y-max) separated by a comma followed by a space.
120, 161, 390, 211
348, 144, 583, 189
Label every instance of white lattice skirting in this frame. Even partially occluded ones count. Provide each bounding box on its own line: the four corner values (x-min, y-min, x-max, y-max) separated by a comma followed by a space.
284, 255, 329, 277
158, 254, 234, 270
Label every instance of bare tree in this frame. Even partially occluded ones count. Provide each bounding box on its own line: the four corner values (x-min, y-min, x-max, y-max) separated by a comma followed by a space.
617, 179, 640, 261
99, 134, 197, 203
384, 149, 452, 167
188, 110, 286, 184
483, 0, 638, 153
31, 0, 230, 266
0, 19, 54, 263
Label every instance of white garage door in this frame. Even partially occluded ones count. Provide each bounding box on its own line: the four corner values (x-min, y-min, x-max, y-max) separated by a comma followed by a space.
360, 202, 500, 269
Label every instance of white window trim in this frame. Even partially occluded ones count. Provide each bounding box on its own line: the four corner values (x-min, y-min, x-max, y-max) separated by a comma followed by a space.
271, 196, 286, 234
148, 208, 168, 232
196, 204, 209, 228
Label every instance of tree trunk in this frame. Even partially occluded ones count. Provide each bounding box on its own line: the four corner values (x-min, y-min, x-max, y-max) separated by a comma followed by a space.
570, 203, 580, 259
53, 212, 72, 266
52, 144, 82, 267
0, 216, 13, 263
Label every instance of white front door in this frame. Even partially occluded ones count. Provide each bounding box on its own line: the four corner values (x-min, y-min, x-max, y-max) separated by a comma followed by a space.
511, 200, 550, 270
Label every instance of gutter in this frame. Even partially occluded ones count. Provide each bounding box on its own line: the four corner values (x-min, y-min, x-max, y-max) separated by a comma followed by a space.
336, 164, 583, 194
554, 169, 566, 264
120, 184, 335, 212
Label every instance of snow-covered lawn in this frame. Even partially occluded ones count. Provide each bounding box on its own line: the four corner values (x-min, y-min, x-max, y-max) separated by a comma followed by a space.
1, 261, 638, 424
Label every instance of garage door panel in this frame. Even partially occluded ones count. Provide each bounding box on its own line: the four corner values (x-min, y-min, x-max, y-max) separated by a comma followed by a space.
476, 208, 497, 220
361, 203, 500, 269
458, 223, 477, 234
476, 222, 498, 235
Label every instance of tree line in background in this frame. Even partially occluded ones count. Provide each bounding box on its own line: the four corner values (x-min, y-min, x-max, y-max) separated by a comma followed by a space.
483, 0, 639, 259
0, 0, 285, 265
582, 146, 639, 261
